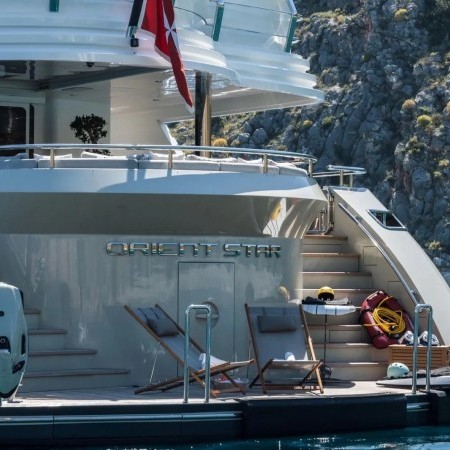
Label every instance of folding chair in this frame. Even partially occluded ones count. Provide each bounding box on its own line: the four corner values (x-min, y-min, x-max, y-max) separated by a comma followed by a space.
245, 303, 323, 393
124, 304, 253, 396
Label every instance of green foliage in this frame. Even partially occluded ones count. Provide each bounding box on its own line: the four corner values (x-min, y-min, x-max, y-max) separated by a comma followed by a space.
401, 99, 416, 110
431, 113, 443, 127
406, 136, 426, 152
302, 119, 313, 129
416, 114, 433, 127
394, 8, 409, 21
70, 114, 107, 144
212, 138, 228, 147
438, 159, 450, 167
361, 53, 374, 63
427, 240, 443, 251
418, 105, 433, 115
444, 101, 450, 114
321, 116, 335, 128
385, 170, 394, 182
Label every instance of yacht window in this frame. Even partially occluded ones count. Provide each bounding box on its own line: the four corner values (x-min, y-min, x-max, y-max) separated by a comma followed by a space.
368, 210, 406, 230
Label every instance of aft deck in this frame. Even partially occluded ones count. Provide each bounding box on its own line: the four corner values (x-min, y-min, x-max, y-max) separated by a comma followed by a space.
1, 382, 449, 447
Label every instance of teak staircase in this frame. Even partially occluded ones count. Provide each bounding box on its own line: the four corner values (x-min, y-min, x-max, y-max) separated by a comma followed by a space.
298, 234, 390, 381
22, 308, 129, 392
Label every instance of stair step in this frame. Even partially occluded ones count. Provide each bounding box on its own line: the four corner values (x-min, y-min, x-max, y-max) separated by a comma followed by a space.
21, 368, 131, 392
303, 253, 359, 272
302, 272, 372, 289
27, 348, 98, 371
27, 328, 68, 350
323, 361, 388, 382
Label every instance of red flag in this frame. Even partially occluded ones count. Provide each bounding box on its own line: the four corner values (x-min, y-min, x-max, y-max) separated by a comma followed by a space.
141, 0, 193, 110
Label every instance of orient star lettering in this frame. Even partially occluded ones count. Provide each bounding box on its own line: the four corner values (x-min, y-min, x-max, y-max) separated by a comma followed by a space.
106, 242, 281, 258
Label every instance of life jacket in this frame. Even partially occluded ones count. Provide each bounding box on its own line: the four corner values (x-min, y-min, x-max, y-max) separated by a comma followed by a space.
359, 290, 414, 349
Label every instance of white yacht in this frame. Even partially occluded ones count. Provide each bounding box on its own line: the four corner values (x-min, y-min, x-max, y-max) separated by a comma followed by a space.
0, 0, 449, 446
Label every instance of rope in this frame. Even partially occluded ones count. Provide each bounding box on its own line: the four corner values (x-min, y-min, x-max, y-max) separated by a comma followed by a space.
363, 297, 406, 335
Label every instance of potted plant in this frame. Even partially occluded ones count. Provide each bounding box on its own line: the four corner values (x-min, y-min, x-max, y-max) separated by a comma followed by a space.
70, 114, 109, 155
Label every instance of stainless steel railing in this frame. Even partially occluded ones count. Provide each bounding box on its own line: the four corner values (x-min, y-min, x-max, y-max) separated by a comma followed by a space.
183, 304, 212, 404
307, 165, 367, 234
412, 304, 433, 394
313, 165, 367, 187
0, 144, 317, 175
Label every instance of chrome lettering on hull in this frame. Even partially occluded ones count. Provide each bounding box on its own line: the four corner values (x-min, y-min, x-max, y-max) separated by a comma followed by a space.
106, 242, 281, 257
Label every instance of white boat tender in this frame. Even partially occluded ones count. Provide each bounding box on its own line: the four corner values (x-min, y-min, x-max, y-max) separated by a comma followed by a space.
0, 283, 27, 400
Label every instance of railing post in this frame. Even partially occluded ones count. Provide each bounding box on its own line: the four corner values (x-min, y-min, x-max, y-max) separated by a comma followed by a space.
284, 15, 296, 52
183, 304, 212, 403
49, 0, 59, 12
50, 148, 55, 168
212, 0, 225, 42
262, 154, 268, 173
168, 149, 173, 169
412, 304, 433, 394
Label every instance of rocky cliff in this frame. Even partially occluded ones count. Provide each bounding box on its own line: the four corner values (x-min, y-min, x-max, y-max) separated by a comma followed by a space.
294, 0, 450, 282
174, 0, 450, 283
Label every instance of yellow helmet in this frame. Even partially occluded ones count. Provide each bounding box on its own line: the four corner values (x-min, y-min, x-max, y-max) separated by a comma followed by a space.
317, 286, 335, 300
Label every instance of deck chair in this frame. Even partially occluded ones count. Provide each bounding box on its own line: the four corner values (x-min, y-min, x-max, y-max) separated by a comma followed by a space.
124, 304, 253, 396
245, 303, 323, 394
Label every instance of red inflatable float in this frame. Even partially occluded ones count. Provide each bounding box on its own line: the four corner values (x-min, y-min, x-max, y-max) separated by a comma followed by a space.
359, 290, 414, 349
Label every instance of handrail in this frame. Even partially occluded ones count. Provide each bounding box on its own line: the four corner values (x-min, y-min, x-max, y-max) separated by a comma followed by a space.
183, 304, 212, 404
338, 203, 420, 306
174, 7, 208, 26
313, 165, 366, 187
0, 144, 317, 175
412, 304, 433, 394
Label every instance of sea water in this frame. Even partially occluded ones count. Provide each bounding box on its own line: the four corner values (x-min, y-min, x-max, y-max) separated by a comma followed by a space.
77, 426, 450, 449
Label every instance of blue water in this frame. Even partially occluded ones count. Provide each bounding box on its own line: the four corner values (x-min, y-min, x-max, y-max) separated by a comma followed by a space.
79, 426, 450, 449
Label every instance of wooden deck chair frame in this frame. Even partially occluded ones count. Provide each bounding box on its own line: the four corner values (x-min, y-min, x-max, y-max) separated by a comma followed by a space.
124, 304, 253, 397
245, 303, 324, 394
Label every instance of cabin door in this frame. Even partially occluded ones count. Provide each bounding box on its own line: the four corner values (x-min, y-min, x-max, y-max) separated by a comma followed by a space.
178, 262, 235, 362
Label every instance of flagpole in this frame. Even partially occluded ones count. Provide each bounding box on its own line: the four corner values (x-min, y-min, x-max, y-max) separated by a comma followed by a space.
194, 72, 212, 156
128, 0, 145, 46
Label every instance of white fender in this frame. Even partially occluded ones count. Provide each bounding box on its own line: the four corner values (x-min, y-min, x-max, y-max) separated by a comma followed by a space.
0, 283, 27, 399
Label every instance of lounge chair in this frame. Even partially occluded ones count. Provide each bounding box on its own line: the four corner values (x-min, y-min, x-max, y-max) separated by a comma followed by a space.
124, 304, 253, 396
245, 303, 323, 393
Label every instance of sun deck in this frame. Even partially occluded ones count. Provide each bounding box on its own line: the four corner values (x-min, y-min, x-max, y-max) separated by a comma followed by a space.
1, 382, 449, 447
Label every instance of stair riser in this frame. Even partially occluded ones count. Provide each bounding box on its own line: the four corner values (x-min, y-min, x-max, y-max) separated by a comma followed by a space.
303, 274, 372, 289
302, 243, 347, 253
28, 334, 67, 351
314, 346, 389, 363
24, 315, 40, 329
309, 328, 370, 344
20, 373, 130, 393
27, 354, 96, 372
303, 257, 359, 272
303, 236, 348, 249
324, 364, 387, 382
